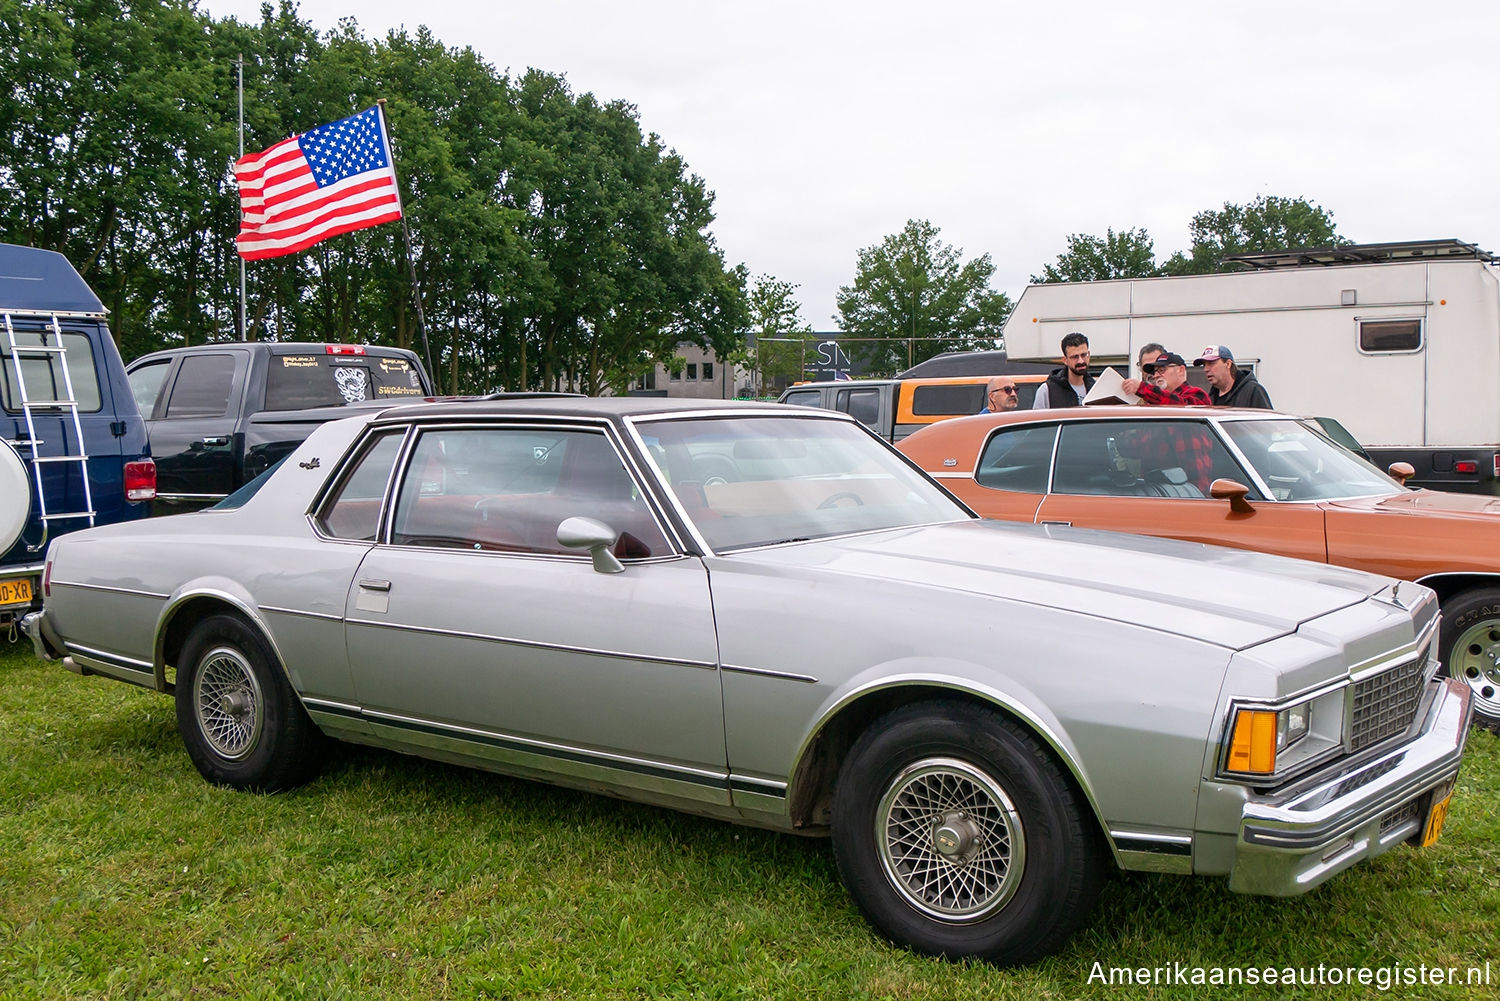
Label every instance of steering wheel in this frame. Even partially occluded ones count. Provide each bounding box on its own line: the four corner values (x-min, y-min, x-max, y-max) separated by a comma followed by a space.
818, 491, 865, 510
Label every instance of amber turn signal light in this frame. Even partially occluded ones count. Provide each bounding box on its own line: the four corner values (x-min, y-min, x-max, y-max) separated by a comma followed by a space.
1227, 708, 1278, 774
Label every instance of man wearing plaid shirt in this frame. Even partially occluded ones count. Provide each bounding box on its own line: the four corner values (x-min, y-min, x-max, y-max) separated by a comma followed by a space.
1119, 352, 1216, 492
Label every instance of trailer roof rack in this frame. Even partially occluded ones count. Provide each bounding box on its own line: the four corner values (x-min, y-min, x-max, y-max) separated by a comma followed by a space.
1224, 239, 1499, 270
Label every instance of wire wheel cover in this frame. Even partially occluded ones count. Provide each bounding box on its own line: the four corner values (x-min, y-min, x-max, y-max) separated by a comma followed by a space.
875, 757, 1026, 921
193, 645, 265, 760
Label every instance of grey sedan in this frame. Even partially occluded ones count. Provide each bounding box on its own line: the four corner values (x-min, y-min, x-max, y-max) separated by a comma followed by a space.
24, 398, 1472, 965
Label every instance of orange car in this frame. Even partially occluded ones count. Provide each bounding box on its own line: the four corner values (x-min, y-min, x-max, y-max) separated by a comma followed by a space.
898, 406, 1500, 730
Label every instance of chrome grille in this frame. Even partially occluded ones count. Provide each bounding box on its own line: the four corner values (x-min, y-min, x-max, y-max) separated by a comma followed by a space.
1349, 657, 1425, 752
1379, 800, 1419, 837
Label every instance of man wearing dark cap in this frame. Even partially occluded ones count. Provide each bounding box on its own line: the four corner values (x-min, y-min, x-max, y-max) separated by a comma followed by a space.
1194, 345, 1273, 408
1121, 351, 1210, 406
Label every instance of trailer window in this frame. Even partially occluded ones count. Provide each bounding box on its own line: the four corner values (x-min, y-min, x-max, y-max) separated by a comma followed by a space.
1358, 319, 1422, 353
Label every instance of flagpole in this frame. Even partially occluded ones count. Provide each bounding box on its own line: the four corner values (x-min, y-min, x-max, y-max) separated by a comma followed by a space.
376, 99, 438, 389
237, 53, 246, 340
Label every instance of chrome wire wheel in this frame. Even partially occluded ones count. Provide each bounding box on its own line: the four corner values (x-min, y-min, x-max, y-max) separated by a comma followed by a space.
192, 644, 265, 761
875, 756, 1026, 922
1450, 619, 1500, 721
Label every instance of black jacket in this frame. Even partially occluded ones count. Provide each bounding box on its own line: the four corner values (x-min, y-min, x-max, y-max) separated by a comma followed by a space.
1210, 370, 1273, 409
1039, 367, 1095, 409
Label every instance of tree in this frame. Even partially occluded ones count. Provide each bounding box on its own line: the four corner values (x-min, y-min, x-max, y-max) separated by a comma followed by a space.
1032, 227, 1158, 283
733, 274, 811, 394
1161, 195, 1342, 276
835, 220, 1010, 376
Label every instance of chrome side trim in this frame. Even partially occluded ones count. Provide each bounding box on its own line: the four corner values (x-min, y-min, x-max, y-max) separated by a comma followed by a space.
343, 616, 717, 670
728, 775, 788, 797
52, 580, 170, 600
154, 492, 229, 502
64, 641, 153, 671
260, 604, 344, 623
318, 702, 729, 789
301, 696, 363, 714
720, 663, 818, 684
1111, 831, 1195, 874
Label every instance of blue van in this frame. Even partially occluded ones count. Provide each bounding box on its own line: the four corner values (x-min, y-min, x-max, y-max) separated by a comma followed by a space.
1, 243, 154, 634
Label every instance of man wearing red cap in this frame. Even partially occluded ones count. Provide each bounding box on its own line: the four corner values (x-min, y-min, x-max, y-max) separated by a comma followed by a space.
1193, 345, 1273, 408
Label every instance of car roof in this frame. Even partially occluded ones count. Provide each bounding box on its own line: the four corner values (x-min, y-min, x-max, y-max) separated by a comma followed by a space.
368, 396, 825, 424
133, 341, 421, 359
978, 405, 1300, 424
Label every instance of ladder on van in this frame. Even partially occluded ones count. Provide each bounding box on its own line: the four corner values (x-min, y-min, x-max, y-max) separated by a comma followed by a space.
3, 312, 95, 553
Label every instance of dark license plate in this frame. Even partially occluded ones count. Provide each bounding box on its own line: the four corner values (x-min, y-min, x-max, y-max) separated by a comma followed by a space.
0, 578, 34, 608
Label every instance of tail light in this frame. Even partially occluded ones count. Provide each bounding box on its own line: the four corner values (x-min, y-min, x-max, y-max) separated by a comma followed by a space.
325, 344, 366, 355
124, 460, 156, 501
1455, 460, 1479, 475
42, 558, 52, 598
1493, 453, 1500, 479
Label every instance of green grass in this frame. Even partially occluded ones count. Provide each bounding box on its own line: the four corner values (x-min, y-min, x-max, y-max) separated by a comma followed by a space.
2, 638, 1498, 1000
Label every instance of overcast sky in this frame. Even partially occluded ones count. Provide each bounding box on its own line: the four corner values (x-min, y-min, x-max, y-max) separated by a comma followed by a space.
206, 0, 1500, 329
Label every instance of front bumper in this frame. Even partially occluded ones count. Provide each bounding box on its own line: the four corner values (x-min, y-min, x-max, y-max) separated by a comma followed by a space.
1231, 676, 1472, 896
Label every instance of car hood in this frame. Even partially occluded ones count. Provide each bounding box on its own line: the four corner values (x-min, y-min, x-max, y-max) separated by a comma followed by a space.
1326, 488, 1500, 519
734, 519, 1396, 651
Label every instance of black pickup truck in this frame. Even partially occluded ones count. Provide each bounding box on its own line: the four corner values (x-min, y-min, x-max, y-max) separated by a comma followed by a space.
125, 342, 432, 511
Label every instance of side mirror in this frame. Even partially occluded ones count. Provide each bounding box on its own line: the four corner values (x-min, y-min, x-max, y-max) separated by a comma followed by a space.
1209, 478, 1255, 514
557, 516, 625, 574
1388, 461, 1415, 487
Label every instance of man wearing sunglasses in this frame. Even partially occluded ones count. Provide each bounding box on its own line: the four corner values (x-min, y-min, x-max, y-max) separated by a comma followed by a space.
979, 377, 1020, 414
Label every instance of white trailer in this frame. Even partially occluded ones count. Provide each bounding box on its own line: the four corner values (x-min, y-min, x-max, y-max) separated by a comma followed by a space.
1000, 240, 1500, 493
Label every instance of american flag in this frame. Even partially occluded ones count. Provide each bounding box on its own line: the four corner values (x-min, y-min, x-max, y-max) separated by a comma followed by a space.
234, 106, 403, 260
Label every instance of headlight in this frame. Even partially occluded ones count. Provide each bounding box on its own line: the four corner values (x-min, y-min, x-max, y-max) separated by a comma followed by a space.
1221, 686, 1345, 781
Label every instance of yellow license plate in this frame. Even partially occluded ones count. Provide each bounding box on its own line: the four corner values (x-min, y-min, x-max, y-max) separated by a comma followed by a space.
0, 578, 34, 608
1420, 782, 1455, 847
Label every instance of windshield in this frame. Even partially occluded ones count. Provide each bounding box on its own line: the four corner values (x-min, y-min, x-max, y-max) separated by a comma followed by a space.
1221, 419, 1403, 501
638, 415, 969, 551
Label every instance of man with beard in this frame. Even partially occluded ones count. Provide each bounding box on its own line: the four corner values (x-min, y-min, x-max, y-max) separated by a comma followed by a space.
1031, 331, 1095, 409
1193, 345, 1273, 408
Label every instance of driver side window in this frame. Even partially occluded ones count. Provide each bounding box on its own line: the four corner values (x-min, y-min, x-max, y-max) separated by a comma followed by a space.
390, 427, 670, 558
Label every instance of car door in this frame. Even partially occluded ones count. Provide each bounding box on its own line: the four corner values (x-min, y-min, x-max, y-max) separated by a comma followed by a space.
342, 421, 728, 808
1034, 418, 1329, 562
937, 422, 1056, 523
148, 350, 248, 506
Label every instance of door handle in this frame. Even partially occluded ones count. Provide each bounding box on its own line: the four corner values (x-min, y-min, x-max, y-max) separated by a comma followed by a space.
358, 579, 391, 592
1039, 520, 1072, 527
196, 436, 230, 447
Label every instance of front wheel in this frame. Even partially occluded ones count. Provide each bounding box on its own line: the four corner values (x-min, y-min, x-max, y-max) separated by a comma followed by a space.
831, 701, 1105, 966
175, 614, 324, 790
1438, 587, 1500, 732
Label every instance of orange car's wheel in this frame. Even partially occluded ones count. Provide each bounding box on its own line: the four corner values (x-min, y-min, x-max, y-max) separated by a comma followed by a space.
1439, 587, 1500, 732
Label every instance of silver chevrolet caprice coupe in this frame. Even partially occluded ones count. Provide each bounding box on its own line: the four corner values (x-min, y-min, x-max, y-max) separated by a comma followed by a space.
24, 398, 1472, 965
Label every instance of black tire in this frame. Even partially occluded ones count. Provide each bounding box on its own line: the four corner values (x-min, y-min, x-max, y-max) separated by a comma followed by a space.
174, 614, 324, 791
1438, 587, 1500, 733
831, 700, 1105, 966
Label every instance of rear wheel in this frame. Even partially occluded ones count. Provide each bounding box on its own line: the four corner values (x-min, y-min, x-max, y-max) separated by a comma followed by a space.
175, 614, 324, 790
1438, 587, 1500, 732
831, 700, 1105, 965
